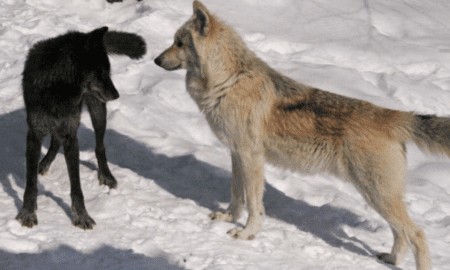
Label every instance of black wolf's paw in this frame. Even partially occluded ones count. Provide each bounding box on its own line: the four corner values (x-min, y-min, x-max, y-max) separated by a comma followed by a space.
72, 212, 96, 230
16, 209, 38, 228
376, 253, 396, 265
98, 172, 117, 189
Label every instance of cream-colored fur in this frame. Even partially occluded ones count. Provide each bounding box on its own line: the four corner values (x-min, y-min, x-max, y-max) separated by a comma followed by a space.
153, 2, 443, 269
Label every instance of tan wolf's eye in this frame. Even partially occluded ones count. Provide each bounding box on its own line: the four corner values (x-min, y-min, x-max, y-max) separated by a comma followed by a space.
175, 39, 183, 47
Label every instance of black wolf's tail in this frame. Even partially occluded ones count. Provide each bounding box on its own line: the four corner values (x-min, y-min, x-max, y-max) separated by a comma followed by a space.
412, 114, 450, 157
103, 31, 146, 60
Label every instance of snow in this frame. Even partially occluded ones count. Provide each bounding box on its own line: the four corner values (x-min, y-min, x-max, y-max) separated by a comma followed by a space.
1, 0, 450, 269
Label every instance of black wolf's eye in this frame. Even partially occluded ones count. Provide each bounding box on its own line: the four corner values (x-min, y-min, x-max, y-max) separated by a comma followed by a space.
175, 39, 183, 47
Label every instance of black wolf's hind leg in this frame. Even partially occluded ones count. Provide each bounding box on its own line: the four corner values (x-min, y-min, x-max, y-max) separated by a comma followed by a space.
16, 129, 45, 228
63, 134, 96, 230
85, 96, 117, 189
38, 135, 60, 175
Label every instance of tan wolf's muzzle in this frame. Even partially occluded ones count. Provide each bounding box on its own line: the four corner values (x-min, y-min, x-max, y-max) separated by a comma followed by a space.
154, 46, 183, 71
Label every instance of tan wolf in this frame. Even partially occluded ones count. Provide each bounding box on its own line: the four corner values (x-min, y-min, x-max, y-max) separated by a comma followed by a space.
154, 1, 439, 269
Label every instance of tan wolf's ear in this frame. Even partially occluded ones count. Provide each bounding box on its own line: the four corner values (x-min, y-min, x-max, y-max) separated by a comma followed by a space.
193, 1, 210, 36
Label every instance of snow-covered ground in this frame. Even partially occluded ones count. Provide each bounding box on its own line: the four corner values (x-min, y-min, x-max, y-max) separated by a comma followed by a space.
1, 0, 450, 269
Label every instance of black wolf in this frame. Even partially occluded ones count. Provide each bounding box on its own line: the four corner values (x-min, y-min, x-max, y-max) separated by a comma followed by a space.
16, 27, 146, 230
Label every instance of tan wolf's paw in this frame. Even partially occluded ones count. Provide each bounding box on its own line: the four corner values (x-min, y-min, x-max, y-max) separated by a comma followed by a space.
209, 210, 234, 222
227, 227, 256, 240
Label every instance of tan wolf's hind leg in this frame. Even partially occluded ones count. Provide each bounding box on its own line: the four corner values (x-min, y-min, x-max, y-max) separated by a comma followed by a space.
348, 142, 431, 270
376, 201, 431, 270
375, 198, 430, 270
209, 152, 246, 222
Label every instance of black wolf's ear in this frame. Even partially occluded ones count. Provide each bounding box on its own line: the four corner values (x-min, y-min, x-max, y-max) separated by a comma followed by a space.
90, 26, 109, 39
87, 27, 109, 45
193, 1, 210, 36
86, 27, 109, 51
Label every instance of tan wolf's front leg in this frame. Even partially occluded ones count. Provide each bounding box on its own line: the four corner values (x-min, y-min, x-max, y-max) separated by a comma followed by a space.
226, 150, 265, 240
209, 152, 246, 222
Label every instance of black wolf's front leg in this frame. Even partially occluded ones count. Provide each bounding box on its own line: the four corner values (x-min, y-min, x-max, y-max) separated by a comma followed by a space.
63, 134, 96, 230
16, 130, 44, 228
85, 95, 117, 189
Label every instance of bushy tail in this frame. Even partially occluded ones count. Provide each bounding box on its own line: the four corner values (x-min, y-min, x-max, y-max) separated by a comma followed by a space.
103, 31, 146, 60
412, 114, 450, 157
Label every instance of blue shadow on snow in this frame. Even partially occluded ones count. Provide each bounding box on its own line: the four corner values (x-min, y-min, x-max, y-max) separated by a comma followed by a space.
0, 108, 399, 270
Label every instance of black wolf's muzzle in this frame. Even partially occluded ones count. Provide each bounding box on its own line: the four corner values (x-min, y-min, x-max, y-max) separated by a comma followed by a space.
104, 87, 120, 101
92, 80, 120, 103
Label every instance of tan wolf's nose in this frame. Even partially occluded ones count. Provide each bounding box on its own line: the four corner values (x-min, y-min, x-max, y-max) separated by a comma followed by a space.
154, 56, 162, 67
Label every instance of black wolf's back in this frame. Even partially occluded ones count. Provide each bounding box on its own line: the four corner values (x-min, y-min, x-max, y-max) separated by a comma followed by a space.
23, 31, 87, 88
22, 27, 111, 115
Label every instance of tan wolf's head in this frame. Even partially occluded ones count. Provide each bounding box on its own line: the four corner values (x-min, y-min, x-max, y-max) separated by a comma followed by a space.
154, 1, 215, 71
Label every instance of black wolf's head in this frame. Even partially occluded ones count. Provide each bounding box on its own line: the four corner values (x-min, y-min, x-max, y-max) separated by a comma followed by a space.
82, 27, 120, 103
22, 27, 120, 112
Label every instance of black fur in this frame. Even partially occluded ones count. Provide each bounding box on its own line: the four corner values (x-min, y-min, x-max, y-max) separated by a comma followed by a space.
414, 113, 450, 153
103, 31, 146, 60
17, 27, 144, 230
283, 102, 328, 117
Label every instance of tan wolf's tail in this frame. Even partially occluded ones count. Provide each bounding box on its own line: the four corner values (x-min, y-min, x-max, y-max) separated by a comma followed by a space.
412, 114, 450, 157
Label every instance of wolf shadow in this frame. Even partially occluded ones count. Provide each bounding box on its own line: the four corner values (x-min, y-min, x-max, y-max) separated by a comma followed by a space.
0, 108, 398, 268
